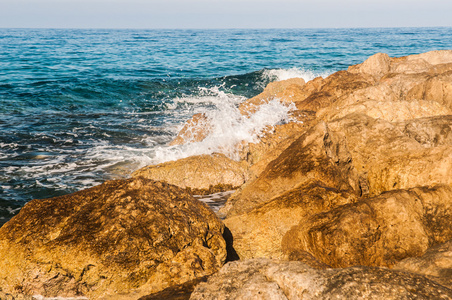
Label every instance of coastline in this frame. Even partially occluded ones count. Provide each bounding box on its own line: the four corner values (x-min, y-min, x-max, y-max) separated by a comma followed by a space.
1, 50, 452, 299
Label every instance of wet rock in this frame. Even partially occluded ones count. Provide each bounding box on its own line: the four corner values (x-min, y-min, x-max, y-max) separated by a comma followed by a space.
170, 113, 211, 146
223, 181, 357, 259
238, 78, 306, 115
282, 185, 452, 268
190, 258, 452, 300
0, 178, 226, 299
132, 153, 249, 194
394, 239, 452, 289
239, 110, 316, 179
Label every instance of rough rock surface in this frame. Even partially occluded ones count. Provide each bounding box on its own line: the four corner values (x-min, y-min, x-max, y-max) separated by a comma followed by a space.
327, 113, 452, 196
318, 99, 451, 123
348, 50, 452, 78
293, 71, 373, 112
394, 239, 452, 289
0, 178, 226, 299
190, 258, 452, 300
132, 153, 249, 194
282, 185, 452, 268
239, 78, 306, 114
221, 121, 359, 217
223, 181, 357, 259
238, 110, 316, 179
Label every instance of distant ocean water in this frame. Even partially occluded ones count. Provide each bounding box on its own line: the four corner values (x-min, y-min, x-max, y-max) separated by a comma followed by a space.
1, 27, 452, 225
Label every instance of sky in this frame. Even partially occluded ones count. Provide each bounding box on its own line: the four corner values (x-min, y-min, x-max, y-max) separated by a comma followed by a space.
0, 0, 451, 29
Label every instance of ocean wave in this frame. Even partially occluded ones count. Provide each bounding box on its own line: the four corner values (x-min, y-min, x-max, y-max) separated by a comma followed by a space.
152, 98, 297, 163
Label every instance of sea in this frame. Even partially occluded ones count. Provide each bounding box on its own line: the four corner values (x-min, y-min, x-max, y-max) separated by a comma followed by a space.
1, 27, 452, 225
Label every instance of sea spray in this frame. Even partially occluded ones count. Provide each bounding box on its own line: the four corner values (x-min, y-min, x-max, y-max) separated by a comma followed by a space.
152, 98, 297, 163
263, 67, 331, 83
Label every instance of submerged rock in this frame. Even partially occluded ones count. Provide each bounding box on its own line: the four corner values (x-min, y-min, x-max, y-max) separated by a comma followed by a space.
190, 258, 452, 300
132, 153, 249, 194
282, 185, 452, 268
0, 178, 227, 299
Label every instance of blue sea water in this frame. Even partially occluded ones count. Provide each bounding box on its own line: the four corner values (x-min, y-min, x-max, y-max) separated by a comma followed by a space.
1, 27, 452, 224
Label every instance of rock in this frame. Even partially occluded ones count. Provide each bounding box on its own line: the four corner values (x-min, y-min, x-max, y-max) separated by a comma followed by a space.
0, 178, 226, 299
223, 181, 357, 259
407, 50, 452, 66
238, 78, 306, 115
239, 110, 316, 179
132, 153, 249, 194
221, 121, 359, 218
394, 240, 452, 289
294, 71, 373, 112
282, 185, 452, 268
190, 258, 452, 300
327, 113, 452, 196
327, 83, 398, 107
139, 276, 208, 300
406, 71, 452, 110
348, 53, 391, 80
349, 50, 452, 79
398, 115, 452, 147
318, 99, 451, 123
170, 113, 211, 146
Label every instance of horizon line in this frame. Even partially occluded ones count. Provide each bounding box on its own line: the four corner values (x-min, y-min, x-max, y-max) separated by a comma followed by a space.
0, 25, 451, 31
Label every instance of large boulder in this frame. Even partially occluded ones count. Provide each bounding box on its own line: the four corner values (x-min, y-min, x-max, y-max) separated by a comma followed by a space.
406, 71, 452, 110
394, 239, 452, 289
238, 110, 316, 179
221, 121, 359, 218
132, 153, 249, 194
348, 50, 452, 79
294, 71, 373, 112
282, 185, 452, 268
0, 178, 227, 299
327, 113, 452, 196
318, 99, 450, 123
223, 181, 357, 259
190, 258, 452, 299
347, 53, 391, 80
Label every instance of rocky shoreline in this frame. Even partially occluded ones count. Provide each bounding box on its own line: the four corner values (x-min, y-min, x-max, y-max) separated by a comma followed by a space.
1, 50, 452, 299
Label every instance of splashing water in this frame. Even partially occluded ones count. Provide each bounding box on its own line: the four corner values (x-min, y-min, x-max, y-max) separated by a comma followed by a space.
152, 97, 296, 163
263, 67, 331, 83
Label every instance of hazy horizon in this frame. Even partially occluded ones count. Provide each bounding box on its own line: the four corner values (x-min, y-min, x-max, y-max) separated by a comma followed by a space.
1, 0, 451, 29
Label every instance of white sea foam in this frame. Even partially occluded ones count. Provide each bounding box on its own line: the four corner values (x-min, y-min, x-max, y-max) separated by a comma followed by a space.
152, 98, 296, 163
263, 67, 330, 83
170, 85, 246, 109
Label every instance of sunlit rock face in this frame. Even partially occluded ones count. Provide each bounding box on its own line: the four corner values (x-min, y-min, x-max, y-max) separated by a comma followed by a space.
0, 178, 227, 299
190, 258, 452, 300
